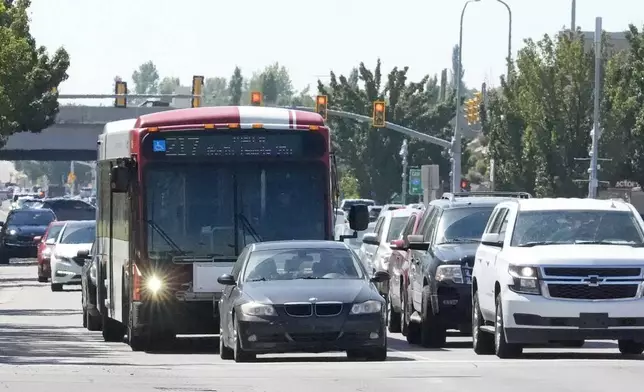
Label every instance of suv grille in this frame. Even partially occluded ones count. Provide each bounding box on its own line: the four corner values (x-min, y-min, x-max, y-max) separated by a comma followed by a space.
543, 267, 641, 278
547, 283, 639, 300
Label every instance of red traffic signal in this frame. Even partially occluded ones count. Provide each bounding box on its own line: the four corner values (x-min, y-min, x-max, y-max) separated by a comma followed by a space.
460, 179, 471, 191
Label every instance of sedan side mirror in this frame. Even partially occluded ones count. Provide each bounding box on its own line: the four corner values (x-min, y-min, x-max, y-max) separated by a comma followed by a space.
33, 236, 42, 243
76, 249, 90, 259
362, 233, 380, 246
390, 239, 407, 250
0, 221, 4, 227
370, 270, 391, 283
217, 274, 236, 286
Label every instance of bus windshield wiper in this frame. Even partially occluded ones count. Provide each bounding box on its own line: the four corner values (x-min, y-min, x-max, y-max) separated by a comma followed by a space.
146, 220, 185, 254
237, 213, 262, 243
574, 240, 634, 245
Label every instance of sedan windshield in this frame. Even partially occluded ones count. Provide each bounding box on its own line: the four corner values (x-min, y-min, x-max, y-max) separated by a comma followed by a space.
511, 210, 644, 246
8, 210, 55, 226
60, 224, 96, 244
243, 247, 364, 282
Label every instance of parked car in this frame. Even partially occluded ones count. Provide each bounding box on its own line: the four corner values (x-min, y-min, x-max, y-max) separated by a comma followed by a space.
79, 239, 102, 331
50, 220, 96, 291
35, 221, 66, 282
0, 208, 56, 264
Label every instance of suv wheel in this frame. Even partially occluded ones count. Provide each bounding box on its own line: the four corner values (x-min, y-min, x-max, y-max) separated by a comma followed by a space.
403, 291, 420, 344
494, 294, 522, 358
420, 285, 446, 348
472, 293, 494, 355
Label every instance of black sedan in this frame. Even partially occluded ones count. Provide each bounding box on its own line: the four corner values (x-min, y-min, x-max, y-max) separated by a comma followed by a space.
217, 240, 390, 362
0, 208, 56, 264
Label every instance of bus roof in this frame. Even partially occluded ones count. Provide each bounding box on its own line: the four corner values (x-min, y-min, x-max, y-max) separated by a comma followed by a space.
134, 106, 326, 129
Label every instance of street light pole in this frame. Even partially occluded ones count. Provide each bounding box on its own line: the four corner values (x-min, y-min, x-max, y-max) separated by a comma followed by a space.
400, 139, 409, 204
496, 0, 512, 82
452, 0, 480, 193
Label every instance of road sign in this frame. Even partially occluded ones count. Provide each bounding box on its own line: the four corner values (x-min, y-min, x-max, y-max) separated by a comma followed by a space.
409, 168, 422, 195
67, 172, 76, 184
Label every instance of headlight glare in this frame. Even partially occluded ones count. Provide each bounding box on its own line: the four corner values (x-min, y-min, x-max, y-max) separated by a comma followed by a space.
8, 229, 17, 236
146, 276, 163, 293
436, 265, 465, 284
350, 300, 382, 314
240, 302, 276, 317
508, 264, 540, 295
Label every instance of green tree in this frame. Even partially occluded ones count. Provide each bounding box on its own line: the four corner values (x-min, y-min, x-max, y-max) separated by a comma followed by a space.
0, 0, 70, 142
204, 77, 229, 106
245, 62, 294, 105
486, 32, 595, 197
339, 171, 360, 199
601, 25, 644, 187
228, 66, 244, 105
158, 76, 180, 103
14, 161, 91, 185
131, 60, 159, 95
318, 59, 456, 202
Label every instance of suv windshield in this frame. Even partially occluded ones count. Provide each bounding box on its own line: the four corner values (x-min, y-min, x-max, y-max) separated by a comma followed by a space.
8, 210, 55, 226
511, 210, 644, 246
243, 247, 364, 282
60, 224, 96, 244
37, 200, 95, 221
435, 207, 495, 244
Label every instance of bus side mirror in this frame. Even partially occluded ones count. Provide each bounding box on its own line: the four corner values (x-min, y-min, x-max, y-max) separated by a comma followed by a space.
348, 204, 369, 232
110, 166, 129, 193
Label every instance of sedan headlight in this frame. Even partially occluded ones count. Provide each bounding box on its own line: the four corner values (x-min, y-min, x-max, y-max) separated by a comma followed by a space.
240, 302, 276, 317
8, 229, 17, 236
56, 256, 73, 265
350, 300, 382, 315
436, 265, 464, 284
508, 265, 540, 295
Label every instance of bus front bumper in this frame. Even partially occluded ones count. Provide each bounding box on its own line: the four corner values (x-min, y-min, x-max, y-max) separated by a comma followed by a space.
130, 298, 219, 335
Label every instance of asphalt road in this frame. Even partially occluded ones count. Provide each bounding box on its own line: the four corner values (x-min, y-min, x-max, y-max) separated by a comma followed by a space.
1, 206, 644, 391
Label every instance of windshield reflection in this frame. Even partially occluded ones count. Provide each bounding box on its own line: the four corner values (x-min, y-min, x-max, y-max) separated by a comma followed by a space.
144, 162, 327, 260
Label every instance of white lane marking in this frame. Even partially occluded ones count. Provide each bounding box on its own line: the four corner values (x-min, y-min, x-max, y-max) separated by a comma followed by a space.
387, 347, 434, 361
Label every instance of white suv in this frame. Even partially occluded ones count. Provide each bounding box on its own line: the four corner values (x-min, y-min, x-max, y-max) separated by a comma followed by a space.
471, 198, 644, 358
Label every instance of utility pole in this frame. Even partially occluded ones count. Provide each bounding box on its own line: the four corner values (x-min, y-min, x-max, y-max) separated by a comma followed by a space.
400, 139, 409, 204
571, 0, 576, 37
589, 17, 602, 199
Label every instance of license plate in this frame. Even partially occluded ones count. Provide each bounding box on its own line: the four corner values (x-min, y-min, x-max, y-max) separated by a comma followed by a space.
579, 313, 609, 329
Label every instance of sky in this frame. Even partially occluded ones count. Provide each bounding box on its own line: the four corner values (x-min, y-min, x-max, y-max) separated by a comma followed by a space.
26, 0, 644, 104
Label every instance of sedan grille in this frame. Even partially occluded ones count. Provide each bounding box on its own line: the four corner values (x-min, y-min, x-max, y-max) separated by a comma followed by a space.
547, 283, 639, 300
284, 303, 312, 317
314, 302, 343, 317
288, 332, 339, 342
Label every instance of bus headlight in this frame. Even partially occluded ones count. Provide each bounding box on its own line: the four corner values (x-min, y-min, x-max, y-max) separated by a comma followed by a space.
146, 276, 163, 293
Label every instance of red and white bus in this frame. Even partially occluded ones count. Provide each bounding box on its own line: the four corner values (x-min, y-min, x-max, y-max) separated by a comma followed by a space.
95, 106, 338, 350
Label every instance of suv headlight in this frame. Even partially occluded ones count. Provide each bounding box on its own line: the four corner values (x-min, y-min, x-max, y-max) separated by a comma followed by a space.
436, 265, 464, 284
508, 265, 540, 295
240, 302, 276, 317
350, 300, 382, 314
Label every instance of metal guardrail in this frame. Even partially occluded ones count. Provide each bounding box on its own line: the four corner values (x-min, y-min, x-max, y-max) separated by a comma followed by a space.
441, 191, 532, 201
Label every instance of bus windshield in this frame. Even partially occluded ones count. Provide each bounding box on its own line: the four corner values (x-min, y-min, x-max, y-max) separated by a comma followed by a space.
144, 162, 328, 260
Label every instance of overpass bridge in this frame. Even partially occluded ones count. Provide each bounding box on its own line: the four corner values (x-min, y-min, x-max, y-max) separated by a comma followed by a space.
0, 105, 173, 161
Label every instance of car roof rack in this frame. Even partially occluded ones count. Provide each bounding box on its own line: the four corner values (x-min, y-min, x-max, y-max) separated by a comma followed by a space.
440, 191, 532, 201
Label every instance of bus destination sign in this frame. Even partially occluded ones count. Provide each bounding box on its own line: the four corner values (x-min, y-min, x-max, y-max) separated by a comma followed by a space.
150, 133, 303, 157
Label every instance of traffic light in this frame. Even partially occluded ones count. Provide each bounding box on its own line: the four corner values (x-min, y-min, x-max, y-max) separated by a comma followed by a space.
250, 91, 262, 106
315, 95, 328, 120
191, 75, 204, 108
372, 101, 386, 128
114, 81, 127, 108
465, 91, 483, 125
460, 178, 471, 191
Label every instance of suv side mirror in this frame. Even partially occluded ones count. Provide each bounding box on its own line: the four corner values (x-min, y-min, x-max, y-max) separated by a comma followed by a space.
407, 234, 429, 251
481, 233, 503, 247
33, 236, 42, 243
362, 233, 380, 245
76, 249, 91, 259
110, 166, 129, 193
0, 221, 4, 227
348, 204, 369, 231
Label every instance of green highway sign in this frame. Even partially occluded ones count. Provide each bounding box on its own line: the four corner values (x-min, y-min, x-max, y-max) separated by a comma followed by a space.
409, 168, 422, 195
